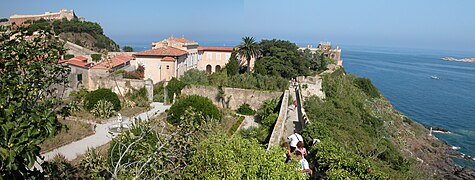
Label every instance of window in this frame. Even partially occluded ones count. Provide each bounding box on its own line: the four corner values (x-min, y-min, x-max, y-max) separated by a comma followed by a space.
225, 53, 231, 60
166, 65, 170, 70
207, 53, 212, 60
77, 74, 83, 83
216, 53, 221, 60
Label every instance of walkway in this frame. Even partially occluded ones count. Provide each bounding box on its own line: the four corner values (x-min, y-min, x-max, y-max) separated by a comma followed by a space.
283, 86, 303, 139
35, 102, 170, 169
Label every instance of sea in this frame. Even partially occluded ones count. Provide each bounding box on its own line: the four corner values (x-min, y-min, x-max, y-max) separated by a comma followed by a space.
121, 41, 475, 168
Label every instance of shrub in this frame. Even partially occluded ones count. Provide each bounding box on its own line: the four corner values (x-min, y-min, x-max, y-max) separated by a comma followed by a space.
167, 77, 187, 103
91, 54, 102, 62
180, 69, 209, 85
63, 54, 74, 60
126, 87, 148, 107
84, 88, 121, 111
90, 100, 115, 118
123, 65, 144, 79
168, 95, 221, 125
80, 148, 109, 179
153, 82, 165, 102
237, 103, 256, 115
353, 77, 380, 98
261, 113, 278, 127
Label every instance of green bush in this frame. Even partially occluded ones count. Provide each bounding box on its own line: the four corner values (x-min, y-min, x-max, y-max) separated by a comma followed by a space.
180, 69, 209, 85
237, 103, 255, 115
167, 77, 187, 103
153, 82, 165, 102
261, 113, 278, 127
91, 54, 102, 62
168, 95, 221, 125
84, 88, 121, 111
353, 77, 380, 98
63, 54, 74, 60
126, 87, 148, 107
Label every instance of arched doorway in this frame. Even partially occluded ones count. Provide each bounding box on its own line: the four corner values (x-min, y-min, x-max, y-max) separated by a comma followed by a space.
215, 65, 221, 72
206, 65, 212, 74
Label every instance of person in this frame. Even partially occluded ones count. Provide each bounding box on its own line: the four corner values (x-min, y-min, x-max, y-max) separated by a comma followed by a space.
295, 151, 312, 176
296, 141, 308, 159
281, 142, 292, 163
287, 131, 303, 153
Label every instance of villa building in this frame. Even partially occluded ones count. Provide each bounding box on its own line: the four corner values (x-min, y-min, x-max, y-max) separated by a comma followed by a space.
133, 47, 188, 83
152, 37, 199, 72
197, 46, 234, 73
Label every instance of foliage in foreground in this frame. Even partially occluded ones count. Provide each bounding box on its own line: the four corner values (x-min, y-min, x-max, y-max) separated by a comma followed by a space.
90, 100, 115, 118
0, 25, 70, 177
186, 134, 305, 179
168, 95, 222, 125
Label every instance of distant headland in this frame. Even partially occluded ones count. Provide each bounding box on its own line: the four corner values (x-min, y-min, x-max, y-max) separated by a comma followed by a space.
441, 57, 475, 63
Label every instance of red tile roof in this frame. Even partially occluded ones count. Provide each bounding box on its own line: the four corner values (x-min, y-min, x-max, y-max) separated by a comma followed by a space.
59, 59, 91, 69
198, 46, 234, 52
161, 56, 175, 61
74, 56, 88, 61
92, 54, 134, 69
134, 46, 188, 57
169, 37, 195, 43
58, 56, 91, 68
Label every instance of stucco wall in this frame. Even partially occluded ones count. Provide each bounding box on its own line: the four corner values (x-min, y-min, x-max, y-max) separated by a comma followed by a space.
89, 75, 153, 101
181, 85, 283, 110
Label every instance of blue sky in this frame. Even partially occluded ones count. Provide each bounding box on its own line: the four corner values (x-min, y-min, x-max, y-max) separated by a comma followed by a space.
1, 0, 475, 51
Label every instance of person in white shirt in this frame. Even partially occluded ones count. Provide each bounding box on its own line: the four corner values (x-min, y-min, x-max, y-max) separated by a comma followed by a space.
287, 131, 303, 152
296, 151, 312, 176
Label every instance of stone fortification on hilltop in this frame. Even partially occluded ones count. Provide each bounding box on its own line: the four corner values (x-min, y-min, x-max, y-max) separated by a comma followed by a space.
9, 9, 84, 25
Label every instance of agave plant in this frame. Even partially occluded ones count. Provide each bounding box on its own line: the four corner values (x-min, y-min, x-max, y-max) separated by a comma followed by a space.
91, 100, 115, 118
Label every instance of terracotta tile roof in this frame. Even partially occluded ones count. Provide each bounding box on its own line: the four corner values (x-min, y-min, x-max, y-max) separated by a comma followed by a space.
134, 46, 187, 57
92, 54, 134, 69
74, 56, 88, 61
58, 56, 92, 68
198, 46, 234, 52
169, 37, 195, 43
59, 59, 91, 69
161, 56, 175, 61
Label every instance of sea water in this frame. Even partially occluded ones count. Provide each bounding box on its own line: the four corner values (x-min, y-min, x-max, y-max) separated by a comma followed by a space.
342, 45, 475, 168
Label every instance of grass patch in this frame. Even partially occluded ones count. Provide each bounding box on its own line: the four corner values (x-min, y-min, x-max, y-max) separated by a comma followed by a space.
40, 118, 94, 153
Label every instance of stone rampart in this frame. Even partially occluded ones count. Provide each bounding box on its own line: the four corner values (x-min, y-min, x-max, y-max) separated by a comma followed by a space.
267, 90, 289, 150
181, 85, 282, 110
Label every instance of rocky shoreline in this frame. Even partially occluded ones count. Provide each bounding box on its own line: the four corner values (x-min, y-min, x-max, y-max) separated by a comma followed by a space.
420, 125, 475, 179
441, 57, 475, 63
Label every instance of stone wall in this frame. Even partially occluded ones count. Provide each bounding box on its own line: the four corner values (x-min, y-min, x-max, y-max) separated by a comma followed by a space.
267, 90, 289, 150
89, 75, 153, 101
181, 85, 283, 110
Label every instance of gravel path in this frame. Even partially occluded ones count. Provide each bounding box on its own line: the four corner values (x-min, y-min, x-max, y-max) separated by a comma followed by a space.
34, 102, 170, 170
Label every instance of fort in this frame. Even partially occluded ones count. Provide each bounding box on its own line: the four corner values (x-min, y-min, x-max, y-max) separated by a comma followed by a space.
9, 9, 82, 25
299, 42, 343, 66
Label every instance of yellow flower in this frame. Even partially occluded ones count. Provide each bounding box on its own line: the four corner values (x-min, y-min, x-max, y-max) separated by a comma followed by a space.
17, 84, 21, 89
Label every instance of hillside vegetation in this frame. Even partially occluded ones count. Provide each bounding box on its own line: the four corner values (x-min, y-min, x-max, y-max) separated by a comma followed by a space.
302, 68, 472, 179
26, 18, 119, 52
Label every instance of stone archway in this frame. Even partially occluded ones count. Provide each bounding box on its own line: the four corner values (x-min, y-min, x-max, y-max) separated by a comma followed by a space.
215, 65, 221, 72
206, 65, 212, 74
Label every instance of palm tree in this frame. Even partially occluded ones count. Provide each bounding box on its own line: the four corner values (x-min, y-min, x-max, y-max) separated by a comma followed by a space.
237, 36, 260, 72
